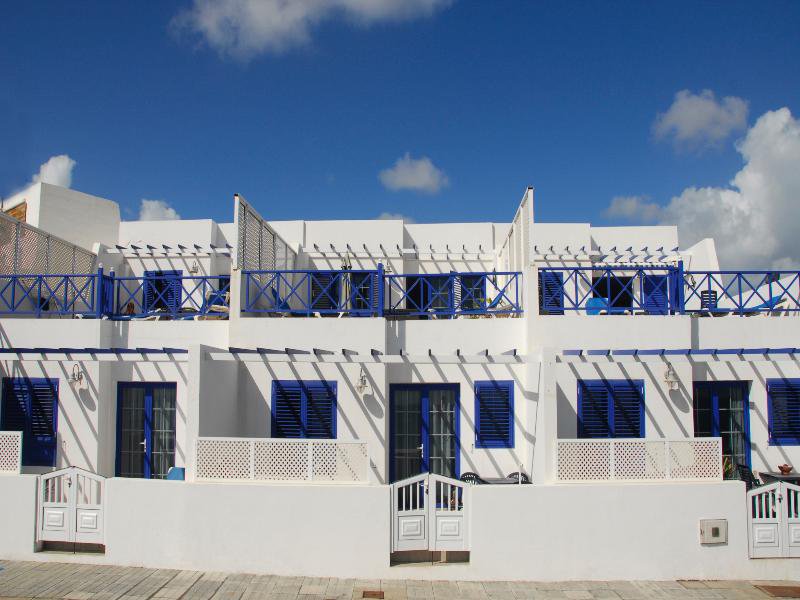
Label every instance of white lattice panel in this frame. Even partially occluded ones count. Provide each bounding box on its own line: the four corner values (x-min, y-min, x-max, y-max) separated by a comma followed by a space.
557, 438, 722, 483
557, 440, 611, 481
254, 440, 309, 481
0, 431, 22, 474
668, 439, 722, 480
195, 437, 368, 483
195, 438, 251, 480
613, 440, 667, 480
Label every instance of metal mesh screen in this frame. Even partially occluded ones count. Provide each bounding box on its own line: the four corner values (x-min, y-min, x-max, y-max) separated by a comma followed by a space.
0, 211, 96, 276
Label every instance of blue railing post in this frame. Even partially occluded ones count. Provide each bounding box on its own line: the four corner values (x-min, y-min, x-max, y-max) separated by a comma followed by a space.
677, 261, 685, 314
36, 275, 43, 318
95, 266, 104, 318
377, 263, 385, 317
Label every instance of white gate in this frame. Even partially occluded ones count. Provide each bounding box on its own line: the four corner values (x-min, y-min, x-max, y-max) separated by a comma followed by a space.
38, 467, 105, 545
747, 482, 800, 558
391, 473, 469, 552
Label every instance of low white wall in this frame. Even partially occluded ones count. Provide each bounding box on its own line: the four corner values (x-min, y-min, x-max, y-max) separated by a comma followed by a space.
0, 474, 37, 558
103, 479, 389, 577
466, 482, 798, 581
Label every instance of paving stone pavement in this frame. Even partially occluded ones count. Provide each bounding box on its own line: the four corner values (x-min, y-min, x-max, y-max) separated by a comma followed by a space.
0, 561, 793, 600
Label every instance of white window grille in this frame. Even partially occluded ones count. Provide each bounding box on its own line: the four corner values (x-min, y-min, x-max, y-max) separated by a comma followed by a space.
195, 437, 369, 483
556, 438, 722, 483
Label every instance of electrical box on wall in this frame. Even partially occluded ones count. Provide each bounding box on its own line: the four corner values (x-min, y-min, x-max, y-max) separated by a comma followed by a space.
699, 519, 728, 544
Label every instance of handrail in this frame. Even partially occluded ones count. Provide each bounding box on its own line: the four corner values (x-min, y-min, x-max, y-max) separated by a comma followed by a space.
242, 269, 523, 317
112, 274, 230, 319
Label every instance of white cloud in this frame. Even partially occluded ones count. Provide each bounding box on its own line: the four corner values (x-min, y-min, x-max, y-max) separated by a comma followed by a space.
31, 154, 77, 188
378, 153, 449, 194
138, 199, 181, 221
173, 0, 453, 60
604, 195, 661, 223
605, 107, 800, 269
377, 212, 415, 223
653, 89, 748, 150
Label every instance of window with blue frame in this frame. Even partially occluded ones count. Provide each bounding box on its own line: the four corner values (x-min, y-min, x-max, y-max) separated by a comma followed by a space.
578, 379, 644, 438
538, 271, 564, 314
1, 377, 59, 466
475, 381, 514, 448
144, 270, 182, 313
642, 274, 670, 315
693, 381, 750, 477
272, 380, 337, 438
459, 275, 487, 311
767, 379, 800, 445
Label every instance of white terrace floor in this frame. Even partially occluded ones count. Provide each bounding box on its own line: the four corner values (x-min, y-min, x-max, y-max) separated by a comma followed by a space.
0, 562, 797, 600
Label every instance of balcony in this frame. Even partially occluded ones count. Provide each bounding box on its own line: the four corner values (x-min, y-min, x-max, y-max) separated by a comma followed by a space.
0, 271, 230, 320
539, 266, 800, 316
242, 269, 522, 318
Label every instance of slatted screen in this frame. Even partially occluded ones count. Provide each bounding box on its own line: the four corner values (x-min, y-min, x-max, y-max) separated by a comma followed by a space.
1, 377, 58, 466
767, 379, 800, 445
642, 274, 669, 314
578, 379, 644, 438
538, 271, 564, 314
272, 381, 337, 439
475, 381, 514, 448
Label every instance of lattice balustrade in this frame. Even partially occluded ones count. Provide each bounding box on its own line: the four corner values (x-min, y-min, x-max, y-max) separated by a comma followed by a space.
557, 440, 611, 481
557, 438, 721, 483
195, 437, 368, 483
195, 438, 252, 480
0, 431, 22, 474
668, 439, 723, 480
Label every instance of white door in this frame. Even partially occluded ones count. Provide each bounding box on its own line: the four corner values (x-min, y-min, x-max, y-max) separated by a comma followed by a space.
38, 467, 104, 545
391, 473, 469, 553
748, 482, 800, 558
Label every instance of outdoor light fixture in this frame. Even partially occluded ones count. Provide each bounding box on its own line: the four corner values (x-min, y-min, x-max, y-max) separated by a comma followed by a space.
356, 366, 372, 396
664, 363, 679, 391
69, 363, 84, 386
189, 260, 200, 274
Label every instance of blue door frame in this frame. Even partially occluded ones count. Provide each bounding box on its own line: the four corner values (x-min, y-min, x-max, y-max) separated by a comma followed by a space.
389, 383, 460, 482
115, 382, 177, 478
693, 381, 751, 471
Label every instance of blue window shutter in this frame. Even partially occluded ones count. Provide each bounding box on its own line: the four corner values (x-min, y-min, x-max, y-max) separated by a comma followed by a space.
578, 380, 644, 438
642, 275, 669, 315
143, 270, 156, 311
475, 381, 514, 448
272, 380, 337, 439
1, 377, 58, 467
578, 381, 611, 438
303, 381, 337, 439
611, 380, 644, 437
272, 381, 304, 438
539, 271, 564, 314
767, 379, 800, 445
166, 271, 182, 312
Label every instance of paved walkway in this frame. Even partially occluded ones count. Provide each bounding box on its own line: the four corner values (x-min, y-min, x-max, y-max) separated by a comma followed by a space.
0, 561, 794, 600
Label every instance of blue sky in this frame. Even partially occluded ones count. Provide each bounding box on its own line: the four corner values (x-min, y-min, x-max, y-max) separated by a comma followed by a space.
1, 1, 799, 254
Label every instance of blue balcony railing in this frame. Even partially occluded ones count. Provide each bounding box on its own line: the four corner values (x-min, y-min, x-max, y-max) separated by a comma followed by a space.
539, 266, 800, 315
113, 274, 230, 319
384, 271, 521, 317
0, 273, 107, 317
242, 269, 522, 317
244, 269, 382, 316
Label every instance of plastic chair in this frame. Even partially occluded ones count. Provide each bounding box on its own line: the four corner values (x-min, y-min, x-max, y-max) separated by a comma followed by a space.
585, 297, 609, 315
459, 471, 486, 485
506, 471, 531, 484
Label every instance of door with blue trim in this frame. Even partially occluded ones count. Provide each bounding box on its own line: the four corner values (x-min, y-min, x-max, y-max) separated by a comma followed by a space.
390, 384, 459, 482
693, 381, 750, 478
1, 377, 59, 467
143, 270, 182, 314
117, 383, 176, 479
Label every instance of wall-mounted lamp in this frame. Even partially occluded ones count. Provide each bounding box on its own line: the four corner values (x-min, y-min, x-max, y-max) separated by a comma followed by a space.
69, 363, 84, 388
664, 363, 679, 391
356, 366, 372, 396
189, 260, 200, 274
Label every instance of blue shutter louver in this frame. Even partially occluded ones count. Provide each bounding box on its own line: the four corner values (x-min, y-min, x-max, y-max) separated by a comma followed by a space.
304, 381, 337, 438
578, 379, 644, 438
475, 381, 514, 448
272, 380, 337, 439
768, 379, 800, 445
642, 274, 669, 315
539, 271, 564, 314
1, 377, 58, 467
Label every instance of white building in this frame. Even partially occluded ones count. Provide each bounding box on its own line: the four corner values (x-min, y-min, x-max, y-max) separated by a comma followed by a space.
0, 181, 798, 580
